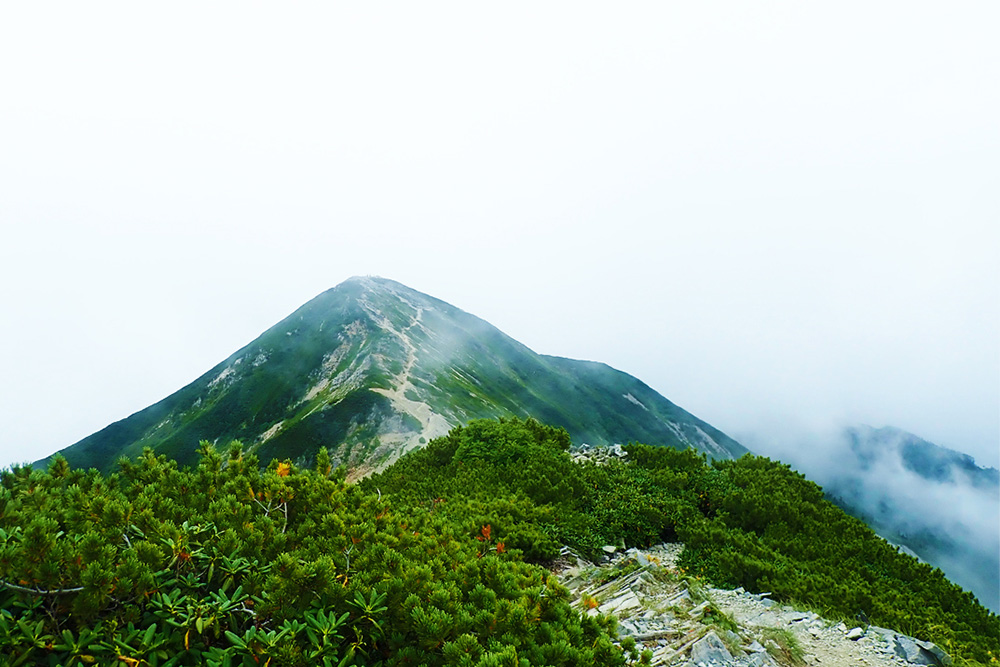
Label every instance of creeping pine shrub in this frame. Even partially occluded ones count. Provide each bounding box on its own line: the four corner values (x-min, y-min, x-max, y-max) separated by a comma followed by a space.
369, 418, 1000, 664
6, 418, 998, 665
701, 603, 739, 634
0, 441, 628, 667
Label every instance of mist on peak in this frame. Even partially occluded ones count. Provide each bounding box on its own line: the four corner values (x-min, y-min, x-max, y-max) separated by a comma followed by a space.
42, 277, 747, 480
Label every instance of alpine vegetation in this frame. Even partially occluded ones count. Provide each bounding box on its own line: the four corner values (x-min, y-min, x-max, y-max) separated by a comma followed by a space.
2, 418, 996, 665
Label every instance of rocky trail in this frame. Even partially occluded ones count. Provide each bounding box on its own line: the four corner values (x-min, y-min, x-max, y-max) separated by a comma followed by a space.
554, 544, 954, 667
364, 299, 451, 465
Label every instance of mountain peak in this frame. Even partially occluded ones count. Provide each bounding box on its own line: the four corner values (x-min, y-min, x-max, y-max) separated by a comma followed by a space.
47, 279, 747, 476
339, 274, 399, 290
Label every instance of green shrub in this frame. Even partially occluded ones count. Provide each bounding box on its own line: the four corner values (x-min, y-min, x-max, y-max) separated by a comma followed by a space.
2, 418, 997, 665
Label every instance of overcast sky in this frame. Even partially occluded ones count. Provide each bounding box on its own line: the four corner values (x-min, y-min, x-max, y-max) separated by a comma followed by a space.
1, 3, 997, 471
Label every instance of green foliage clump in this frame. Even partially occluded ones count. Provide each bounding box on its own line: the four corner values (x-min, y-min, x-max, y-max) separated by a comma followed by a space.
759, 627, 805, 666
0, 438, 624, 666
367, 418, 693, 562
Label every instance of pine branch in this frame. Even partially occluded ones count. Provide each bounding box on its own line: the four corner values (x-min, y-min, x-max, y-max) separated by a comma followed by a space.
0, 579, 84, 595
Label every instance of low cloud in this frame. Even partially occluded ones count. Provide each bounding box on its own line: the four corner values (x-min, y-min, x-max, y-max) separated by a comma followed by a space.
741, 421, 1000, 613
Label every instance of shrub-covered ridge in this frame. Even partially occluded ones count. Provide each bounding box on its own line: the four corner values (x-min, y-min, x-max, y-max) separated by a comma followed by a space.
0, 438, 624, 666
1, 417, 997, 665
365, 418, 999, 664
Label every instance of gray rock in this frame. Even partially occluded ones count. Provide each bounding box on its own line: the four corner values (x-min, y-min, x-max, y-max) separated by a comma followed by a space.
894, 635, 939, 665
690, 600, 711, 619
599, 590, 641, 614
602, 545, 617, 554
618, 620, 638, 636
624, 547, 655, 567
746, 652, 778, 667
723, 629, 742, 648
783, 611, 809, 624
915, 639, 952, 667
846, 627, 865, 640
869, 626, 898, 641
891, 635, 953, 667
690, 631, 734, 665
668, 589, 691, 604
747, 640, 767, 653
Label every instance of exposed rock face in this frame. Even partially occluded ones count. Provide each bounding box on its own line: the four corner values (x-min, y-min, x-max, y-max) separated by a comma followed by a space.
554, 543, 953, 667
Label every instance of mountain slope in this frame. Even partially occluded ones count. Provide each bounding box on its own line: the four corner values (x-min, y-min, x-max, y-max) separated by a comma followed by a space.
762, 425, 999, 613
46, 276, 746, 474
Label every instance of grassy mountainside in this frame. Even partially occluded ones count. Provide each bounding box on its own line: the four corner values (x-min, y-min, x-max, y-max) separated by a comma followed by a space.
45, 277, 746, 473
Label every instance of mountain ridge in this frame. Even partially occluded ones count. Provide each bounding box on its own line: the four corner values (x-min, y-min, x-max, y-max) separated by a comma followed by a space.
843, 424, 999, 488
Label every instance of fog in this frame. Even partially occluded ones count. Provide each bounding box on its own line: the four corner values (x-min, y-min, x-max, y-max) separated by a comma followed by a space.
0, 4, 996, 485
743, 423, 1000, 612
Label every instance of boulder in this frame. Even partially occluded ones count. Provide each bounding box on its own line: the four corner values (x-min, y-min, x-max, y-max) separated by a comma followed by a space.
894, 635, 940, 665
846, 627, 865, 640
617, 619, 639, 636
892, 634, 952, 667
915, 639, 952, 667
624, 547, 654, 567
690, 631, 734, 665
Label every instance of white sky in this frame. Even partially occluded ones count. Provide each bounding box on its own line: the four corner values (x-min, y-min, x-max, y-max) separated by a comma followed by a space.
1, 3, 997, 470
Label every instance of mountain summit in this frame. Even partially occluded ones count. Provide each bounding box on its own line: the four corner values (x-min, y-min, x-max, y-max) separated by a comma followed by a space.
49, 276, 746, 474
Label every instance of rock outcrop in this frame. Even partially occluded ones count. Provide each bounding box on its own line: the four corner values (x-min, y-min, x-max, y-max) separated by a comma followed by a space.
554, 543, 953, 667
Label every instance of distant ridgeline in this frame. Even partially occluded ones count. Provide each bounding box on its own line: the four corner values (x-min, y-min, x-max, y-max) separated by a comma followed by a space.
43, 276, 746, 475
2, 418, 997, 665
842, 425, 998, 488
793, 425, 1000, 614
